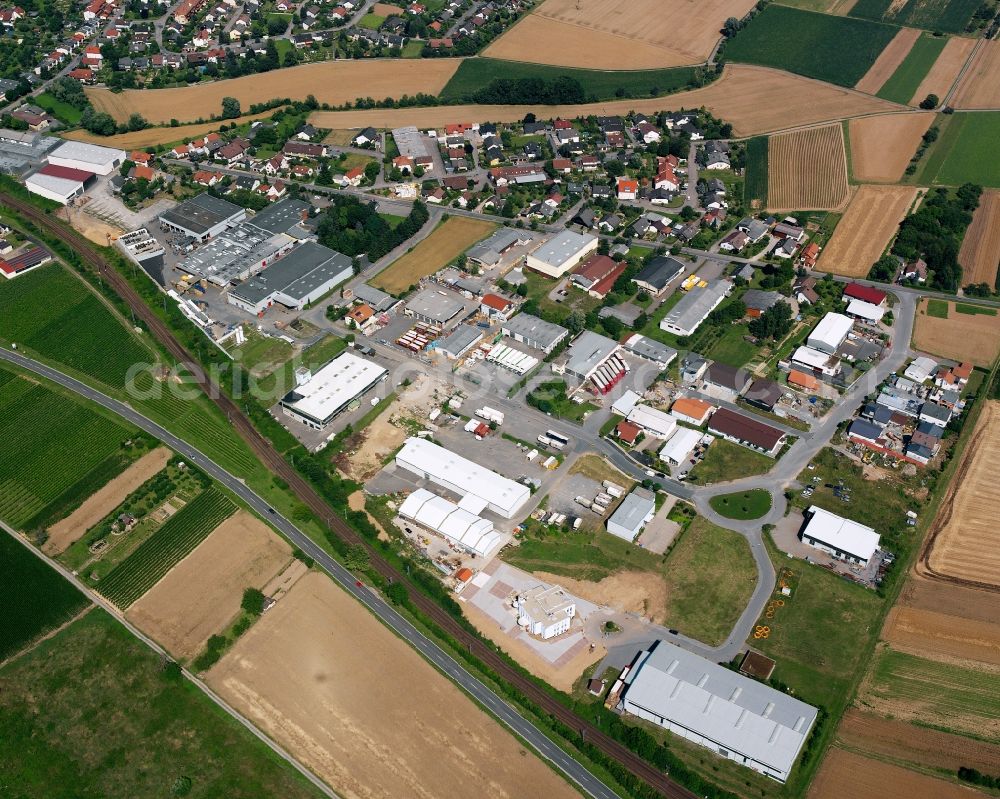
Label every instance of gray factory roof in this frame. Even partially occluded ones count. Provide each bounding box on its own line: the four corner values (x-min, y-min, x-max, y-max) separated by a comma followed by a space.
565, 329, 618, 377
501, 312, 568, 350
353, 282, 397, 312
467, 227, 528, 265
245, 197, 310, 235
622, 334, 676, 365
405, 287, 465, 324
662, 279, 732, 332
437, 324, 483, 357
607, 487, 655, 535
530, 229, 596, 269
230, 241, 351, 304
160, 193, 243, 236
392, 125, 431, 159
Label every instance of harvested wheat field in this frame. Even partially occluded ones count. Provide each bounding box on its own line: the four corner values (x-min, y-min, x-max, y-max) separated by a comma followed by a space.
310, 65, 900, 137
208, 571, 581, 799
838, 709, 1000, 774
952, 40, 1000, 108
61, 111, 282, 148
912, 298, 1000, 365
43, 447, 171, 556
959, 189, 1000, 286
855, 28, 921, 95
925, 401, 1000, 586
911, 36, 977, 105
849, 112, 934, 182
810, 747, 986, 799
126, 510, 292, 660
86, 59, 461, 124
371, 216, 496, 294
484, 0, 756, 69
767, 124, 849, 210
818, 185, 916, 276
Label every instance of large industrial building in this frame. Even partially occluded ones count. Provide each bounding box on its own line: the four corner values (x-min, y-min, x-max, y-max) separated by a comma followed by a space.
159, 193, 247, 243
395, 437, 530, 519
398, 488, 502, 557
660, 280, 732, 336
278, 351, 388, 429
563, 330, 619, 381
807, 312, 853, 355
618, 641, 818, 782
501, 312, 568, 354
47, 140, 125, 175
801, 505, 880, 566
467, 227, 532, 268
524, 229, 598, 278
403, 287, 467, 330
606, 487, 656, 541
228, 241, 353, 314
25, 163, 92, 204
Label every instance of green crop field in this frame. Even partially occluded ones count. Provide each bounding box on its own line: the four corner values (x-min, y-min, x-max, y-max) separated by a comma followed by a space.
925, 112, 1000, 187
876, 33, 947, 103
0, 532, 88, 661
0, 609, 325, 798
0, 367, 136, 530
440, 58, 702, 102
744, 136, 769, 208
97, 488, 236, 609
722, 5, 900, 87
850, 0, 981, 33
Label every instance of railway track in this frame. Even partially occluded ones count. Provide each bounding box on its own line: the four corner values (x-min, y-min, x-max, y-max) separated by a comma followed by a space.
3, 192, 697, 799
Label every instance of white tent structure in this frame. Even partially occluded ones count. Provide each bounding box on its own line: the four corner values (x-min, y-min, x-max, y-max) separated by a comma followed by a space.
399, 488, 502, 557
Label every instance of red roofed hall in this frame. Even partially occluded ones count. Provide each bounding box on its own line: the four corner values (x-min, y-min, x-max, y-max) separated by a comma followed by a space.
844, 282, 886, 306
708, 407, 785, 456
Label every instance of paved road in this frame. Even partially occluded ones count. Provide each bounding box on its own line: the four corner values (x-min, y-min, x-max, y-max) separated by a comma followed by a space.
0, 346, 621, 799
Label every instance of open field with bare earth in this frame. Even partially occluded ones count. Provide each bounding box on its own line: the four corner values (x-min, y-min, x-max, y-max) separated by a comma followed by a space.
951, 40, 1000, 108
43, 447, 171, 556
125, 510, 292, 660
208, 571, 581, 799
484, 0, 756, 69
958, 189, 1000, 286
849, 112, 934, 181
912, 298, 1000, 366
855, 27, 921, 94
809, 747, 987, 799
372, 2, 403, 14
86, 60, 461, 124
371, 216, 496, 294
911, 36, 976, 104
61, 111, 283, 148
310, 64, 900, 137
767, 123, 849, 210
818, 185, 916, 276
837, 709, 1000, 774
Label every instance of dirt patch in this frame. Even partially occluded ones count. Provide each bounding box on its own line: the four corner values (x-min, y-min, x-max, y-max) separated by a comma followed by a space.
86, 59, 461, 124
61, 111, 283, 148
884, 604, 1000, 666
484, 0, 756, 69
912, 298, 1000, 366
309, 64, 901, 137
56, 206, 124, 246
534, 569, 668, 623
818, 185, 917, 276
855, 27, 921, 95
44, 448, 171, 556
261, 558, 309, 602
126, 510, 292, 660
767, 123, 850, 211
959, 188, 1000, 287
911, 36, 977, 105
951, 40, 1000, 109
849, 112, 934, 182
207, 571, 582, 799
372, 2, 403, 14
810, 746, 989, 799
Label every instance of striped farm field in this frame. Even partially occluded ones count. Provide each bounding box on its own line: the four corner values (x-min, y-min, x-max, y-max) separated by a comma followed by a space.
958, 188, 1000, 286
97, 488, 236, 609
767, 123, 849, 210
818, 185, 916, 276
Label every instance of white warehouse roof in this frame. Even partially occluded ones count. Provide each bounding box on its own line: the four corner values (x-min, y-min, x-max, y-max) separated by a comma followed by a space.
792, 345, 836, 370
627, 404, 677, 439
807, 312, 853, 352
395, 437, 530, 519
49, 139, 125, 172
803, 505, 880, 563
846, 299, 885, 323
279, 352, 387, 426
399, 488, 501, 557
659, 427, 701, 465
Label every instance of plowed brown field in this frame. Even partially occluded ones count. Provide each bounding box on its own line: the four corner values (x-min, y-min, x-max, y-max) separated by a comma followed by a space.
809, 748, 985, 799
958, 189, 1000, 286
911, 36, 977, 105
86, 59, 461, 124
951, 40, 1000, 108
818, 185, 916, 276
484, 0, 756, 69
310, 65, 899, 137
849, 112, 934, 182
207, 571, 582, 799
768, 124, 849, 210
855, 28, 921, 95
912, 298, 1000, 366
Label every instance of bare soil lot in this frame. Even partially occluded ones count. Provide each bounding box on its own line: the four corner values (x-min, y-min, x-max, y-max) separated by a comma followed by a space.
912, 298, 1000, 366
958, 188, 1000, 286
484, 0, 756, 69
951, 40, 1000, 109
372, 2, 403, 13
809, 746, 986, 799
208, 571, 582, 799
767, 123, 849, 210
911, 36, 976, 105
86, 60, 461, 124
126, 510, 292, 660
43, 448, 171, 556
535, 569, 668, 622
818, 185, 917, 276
849, 111, 934, 182
855, 27, 921, 94
309, 64, 900, 137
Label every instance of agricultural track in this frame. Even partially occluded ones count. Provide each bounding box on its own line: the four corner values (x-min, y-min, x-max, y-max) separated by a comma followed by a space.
0, 192, 695, 799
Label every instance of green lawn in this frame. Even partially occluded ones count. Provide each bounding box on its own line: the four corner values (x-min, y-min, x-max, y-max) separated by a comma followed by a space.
358, 11, 385, 28
688, 439, 773, 484
703, 323, 758, 367
255, 334, 347, 403
722, 5, 900, 87
0, 609, 326, 799
378, 211, 407, 229
273, 37, 292, 58
924, 112, 1000, 187
955, 302, 997, 315
927, 298, 949, 317
33, 91, 83, 125
504, 526, 662, 583
228, 331, 293, 377
527, 379, 597, 422
708, 489, 773, 520
401, 40, 423, 58
875, 33, 947, 104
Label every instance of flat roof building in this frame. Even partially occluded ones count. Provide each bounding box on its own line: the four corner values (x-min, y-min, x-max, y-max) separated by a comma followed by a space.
621, 333, 676, 369
627, 404, 677, 440
801, 505, 880, 566
516, 584, 576, 639
47, 139, 124, 175
708, 407, 785, 456
524, 229, 598, 278
618, 640, 817, 782
467, 227, 531, 267
437, 324, 483, 359
501, 312, 568, 354
659, 427, 701, 466
279, 351, 388, 429
660, 280, 732, 336
807, 312, 853, 355
159, 193, 246, 243
228, 241, 353, 314
404, 287, 467, 330
25, 163, 92, 204
606, 487, 656, 541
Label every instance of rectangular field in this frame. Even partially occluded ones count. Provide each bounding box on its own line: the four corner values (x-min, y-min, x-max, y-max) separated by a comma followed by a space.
953, 41, 1000, 108
483, 0, 757, 70
370, 216, 496, 294
810, 747, 987, 799
912, 297, 1000, 365
721, 5, 901, 88
958, 188, 1000, 286
928, 112, 1000, 187
875, 33, 947, 103
854, 27, 921, 95
911, 35, 976, 104
743, 136, 769, 208
849, 112, 934, 182
817, 185, 916, 276
849, 0, 981, 31
767, 124, 850, 211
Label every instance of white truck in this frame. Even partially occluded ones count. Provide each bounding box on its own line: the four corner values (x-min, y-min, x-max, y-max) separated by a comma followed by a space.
476, 406, 505, 425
